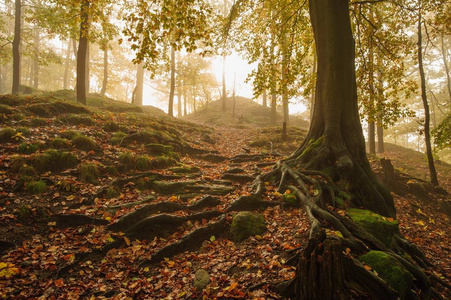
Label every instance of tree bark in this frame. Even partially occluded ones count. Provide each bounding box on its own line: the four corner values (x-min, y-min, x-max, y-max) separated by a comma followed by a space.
135, 63, 144, 106
183, 81, 187, 116
63, 39, 72, 90
100, 46, 108, 96
168, 45, 175, 117
417, 13, 439, 186
222, 54, 226, 111
12, 0, 21, 95
368, 121, 376, 154
377, 121, 384, 153
76, 0, 90, 105
33, 27, 40, 90
262, 89, 267, 107
441, 30, 451, 103
291, 0, 395, 217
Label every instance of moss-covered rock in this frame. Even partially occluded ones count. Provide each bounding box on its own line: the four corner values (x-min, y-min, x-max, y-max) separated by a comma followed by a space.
110, 132, 127, 146
193, 269, 210, 290
360, 251, 413, 297
31, 150, 78, 172
135, 156, 153, 171
18, 143, 40, 154
59, 114, 95, 126
147, 143, 173, 155
103, 121, 121, 132
229, 211, 267, 242
49, 138, 71, 149
168, 165, 201, 174
0, 127, 16, 143
60, 130, 81, 140
79, 163, 100, 183
26, 180, 49, 194
282, 191, 300, 207
347, 208, 398, 247
71, 135, 97, 151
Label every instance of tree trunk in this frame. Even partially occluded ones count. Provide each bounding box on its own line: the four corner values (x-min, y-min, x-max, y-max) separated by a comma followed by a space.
177, 78, 182, 118
100, 46, 108, 96
183, 82, 187, 116
135, 63, 144, 106
12, 0, 21, 95
63, 39, 72, 90
291, 0, 395, 217
222, 54, 226, 111
168, 45, 175, 117
377, 121, 384, 153
262, 89, 267, 107
76, 0, 90, 105
33, 27, 40, 90
368, 121, 376, 154
85, 42, 90, 94
417, 13, 439, 186
441, 30, 451, 103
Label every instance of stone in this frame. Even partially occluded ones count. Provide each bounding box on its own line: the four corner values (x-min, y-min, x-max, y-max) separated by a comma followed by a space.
193, 269, 210, 290
229, 211, 267, 242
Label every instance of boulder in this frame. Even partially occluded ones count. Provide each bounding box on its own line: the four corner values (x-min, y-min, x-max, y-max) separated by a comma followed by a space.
229, 211, 267, 242
193, 269, 210, 290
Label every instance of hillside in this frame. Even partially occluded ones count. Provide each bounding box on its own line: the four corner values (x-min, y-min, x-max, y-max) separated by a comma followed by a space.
183, 96, 310, 129
0, 92, 449, 299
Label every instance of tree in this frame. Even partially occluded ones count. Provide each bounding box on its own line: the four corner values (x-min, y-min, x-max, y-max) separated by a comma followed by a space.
12, 0, 21, 94
76, 0, 89, 105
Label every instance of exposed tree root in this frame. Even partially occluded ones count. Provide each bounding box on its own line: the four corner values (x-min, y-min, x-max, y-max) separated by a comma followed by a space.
139, 215, 227, 267
109, 195, 221, 232
54, 214, 109, 228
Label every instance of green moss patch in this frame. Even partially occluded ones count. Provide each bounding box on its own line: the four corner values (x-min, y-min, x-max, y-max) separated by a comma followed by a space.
26, 101, 90, 117
118, 152, 135, 170
31, 150, 78, 172
360, 251, 413, 297
71, 135, 97, 151
49, 138, 71, 149
0, 127, 17, 143
79, 163, 100, 183
0, 104, 13, 115
26, 180, 49, 195
18, 143, 40, 154
147, 143, 173, 155
135, 156, 153, 171
110, 132, 127, 146
60, 130, 81, 140
282, 191, 299, 207
168, 165, 201, 174
59, 114, 95, 126
347, 208, 398, 247
229, 211, 267, 242
103, 121, 121, 132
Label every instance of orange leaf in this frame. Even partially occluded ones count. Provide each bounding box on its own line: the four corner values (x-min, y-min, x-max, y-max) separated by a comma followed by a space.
54, 279, 64, 287
364, 265, 372, 271
124, 236, 131, 246
62, 253, 75, 262
226, 282, 238, 291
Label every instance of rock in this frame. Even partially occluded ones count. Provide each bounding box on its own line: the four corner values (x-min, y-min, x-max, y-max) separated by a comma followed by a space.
147, 143, 173, 155
221, 173, 254, 183
230, 211, 267, 242
360, 251, 413, 297
347, 208, 398, 247
193, 269, 210, 290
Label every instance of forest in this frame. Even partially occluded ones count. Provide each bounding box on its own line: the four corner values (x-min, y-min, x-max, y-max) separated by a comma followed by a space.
0, 0, 450, 299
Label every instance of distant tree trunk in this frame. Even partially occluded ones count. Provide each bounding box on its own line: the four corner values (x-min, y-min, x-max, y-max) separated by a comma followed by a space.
63, 39, 72, 90
168, 45, 175, 117
85, 43, 90, 94
309, 50, 317, 121
368, 122, 376, 154
441, 30, 451, 102
270, 36, 277, 126
281, 51, 289, 126
12, 0, 21, 95
377, 122, 384, 153
177, 77, 182, 117
33, 27, 40, 89
76, 0, 90, 105
418, 13, 438, 186
262, 89, 267, 107
135, 63, 144, 106
222, 54, 226, 111
183, 82, 187, 116
100, 46, 108, 96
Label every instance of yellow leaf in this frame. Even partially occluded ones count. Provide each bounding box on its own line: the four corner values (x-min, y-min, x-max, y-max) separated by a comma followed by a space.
226, 282, 238, 291
124, 236, 131, 246
285, 190, 291, 194
210, 235, 216, 242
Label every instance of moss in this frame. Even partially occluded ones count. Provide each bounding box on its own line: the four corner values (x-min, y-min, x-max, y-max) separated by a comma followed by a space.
59, 114, 95, 126
229, 211, 267, 242
72, 135, 97, 151
168, 165, 201, 174
16, 205, 32, 221
15, 127, 30, 136
49, 138, 71, 149
60, 130, 81, 140
19, 165, 37, 177
360, 251, 413, 297
135, 156, 153, 171
151, 156, 177, 168
118, 152, 135, 170
103, 121, 120, 132
249, 137, 270, 147
347, 208, 398, 247
300, 136, 325, 159
105, 187, 120, 198
18, 143, 40, 154
26, 180, 49, 194
0, 127, 16, 143
106, 165, 118, 176
79, 163, 100, 183
110, 132, 127, 146
136, 178, 153, 190
56, 180, 77, 193
0, 104, 13, 115
10, 156, 27, 172
147, 143, 173, 155
32, 150, 78, 172
282, 191, 300, 207
30, 118, 48, 127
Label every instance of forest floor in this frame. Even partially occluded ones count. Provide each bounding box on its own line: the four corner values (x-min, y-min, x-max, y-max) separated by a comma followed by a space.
0, 92, 450, 299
